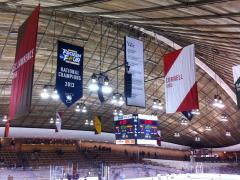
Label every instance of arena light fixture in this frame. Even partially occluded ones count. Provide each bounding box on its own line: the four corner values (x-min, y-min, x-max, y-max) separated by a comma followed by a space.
75, 103, 81, 112
2, 115, 7, 122
195, 136, 201, 142
180, 118, 188, 126
90, 120, 94, 126
152, 99, 163, 110
225, 131, 231, 137
219, 113, 228, 122
85, 119, 89, 126
81, 104, 87, 113
205, 126, 212, 131
192, 109, 200, 115
111, 93, 125, 106
102, 76, 112, 94
174, 132, 180, 138
51, 89, 59, 100
50, 117, 54, 124
40, 85, 50, 99
212, 95, 225, 109
88, 73, 99, 92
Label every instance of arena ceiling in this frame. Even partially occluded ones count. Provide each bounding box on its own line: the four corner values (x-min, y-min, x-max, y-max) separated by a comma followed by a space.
0, 0, 240, 148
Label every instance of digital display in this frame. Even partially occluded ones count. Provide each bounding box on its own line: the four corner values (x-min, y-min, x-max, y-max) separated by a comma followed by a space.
114, 114, 159, 145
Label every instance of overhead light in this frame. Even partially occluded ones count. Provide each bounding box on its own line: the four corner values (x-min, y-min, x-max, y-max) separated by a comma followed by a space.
180, 118, 188, 126
113, 109, 118, 116
40, 86, 50, 99
75, 104, 81, 112
219, 113, 228, 122
192, 109, 200, 115
51, 89, 59, 100
50, 117, 54, 124
88, 73, 99, 92
212, 95, 225, 109
55, 117, 60, 124
75, 103, 87, 113
118, 109, 123, 116
2, 115, 7, 122
101, 76, 112, 94
90, 120, 94, 126
226, 131, 231, 137
174, 132, 180, 138
205, 126, 212, 131
111, 93, 125, 106
82, 104, 87, 113
152, 99, 163, 110
85, 120, 89, 126
195, 137, 201, 142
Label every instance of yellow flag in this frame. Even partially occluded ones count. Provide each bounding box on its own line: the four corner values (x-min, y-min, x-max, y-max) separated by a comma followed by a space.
95, 116, 102, 134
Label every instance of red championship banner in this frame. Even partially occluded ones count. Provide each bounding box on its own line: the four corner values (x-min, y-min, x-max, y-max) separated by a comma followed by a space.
164, 44, 199, 113
5, 5, 40, 137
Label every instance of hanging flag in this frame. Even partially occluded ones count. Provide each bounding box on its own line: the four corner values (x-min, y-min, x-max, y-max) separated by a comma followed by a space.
232, 65, 240, 108
124, 36, 145, 108
6, 5, 40, 137
94, 116, 102, 134
164, 44, 199, 113
56, 41, 84, 107
55, 111, 63, 133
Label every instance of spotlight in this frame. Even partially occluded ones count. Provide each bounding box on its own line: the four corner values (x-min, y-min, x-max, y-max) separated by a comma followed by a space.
118, 95, 125, 106
212, 95, 225, 109
2, 115, 7, 122
75, 104, 81, 112
40, 86, 49, 99
51, 89, 59, 100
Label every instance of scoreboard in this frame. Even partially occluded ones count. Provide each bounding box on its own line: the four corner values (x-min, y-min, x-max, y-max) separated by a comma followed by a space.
114, 114, 159, 145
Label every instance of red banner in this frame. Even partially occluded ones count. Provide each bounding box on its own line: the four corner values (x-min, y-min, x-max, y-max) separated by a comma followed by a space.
5, 5, 40, 137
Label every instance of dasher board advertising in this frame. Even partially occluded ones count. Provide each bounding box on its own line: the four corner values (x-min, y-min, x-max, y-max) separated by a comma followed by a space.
124, 36, 145, 108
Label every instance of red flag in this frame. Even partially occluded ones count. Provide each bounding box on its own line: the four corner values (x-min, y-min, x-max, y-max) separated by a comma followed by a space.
5, 5, 40, 137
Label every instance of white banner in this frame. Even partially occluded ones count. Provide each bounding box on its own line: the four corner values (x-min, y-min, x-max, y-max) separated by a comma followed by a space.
232, 65, 240, 83
164, 44, 198, 113
125, 36, 145, 108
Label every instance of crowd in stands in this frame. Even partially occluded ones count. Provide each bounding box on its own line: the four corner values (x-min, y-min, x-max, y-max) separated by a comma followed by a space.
23, 138, 76, 145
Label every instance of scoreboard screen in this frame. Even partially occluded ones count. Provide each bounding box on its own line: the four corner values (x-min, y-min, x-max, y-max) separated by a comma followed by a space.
114, 114, 159, 145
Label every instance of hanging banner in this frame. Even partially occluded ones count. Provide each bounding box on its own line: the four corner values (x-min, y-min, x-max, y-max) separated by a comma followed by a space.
6, 5, 40, 137
55, 111, 63, 133
56, 41, 84, 107
124, 36, 145, 108
232, 65, 240, 108
94, 116, 102, 134
164, 44, 199, 113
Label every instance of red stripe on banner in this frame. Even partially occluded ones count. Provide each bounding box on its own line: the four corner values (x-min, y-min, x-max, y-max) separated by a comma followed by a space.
176, 82, 199, 112
164, 48, 182, 75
